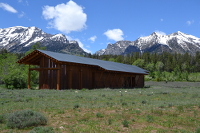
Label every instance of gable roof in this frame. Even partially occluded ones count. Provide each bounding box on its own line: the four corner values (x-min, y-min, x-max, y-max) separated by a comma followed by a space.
17, 49, 148, 75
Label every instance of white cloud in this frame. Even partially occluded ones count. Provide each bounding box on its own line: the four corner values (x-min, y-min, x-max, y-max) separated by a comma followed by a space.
18, 11, 25, 18
186, 20, 194, 26
0, 3, 17, 13
104, 29, 124, 41
155, 30, 166, 35
42, 0, 87, 34
160, 18, 164, 22
18, 0, 29, 6
89, 36, 97, 43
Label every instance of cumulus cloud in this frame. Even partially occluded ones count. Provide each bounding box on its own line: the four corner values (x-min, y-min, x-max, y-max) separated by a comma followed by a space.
42, 0, 87, 34
89, 36, 97, 43
155, 30, 166, 35
0, 3, 17, 13
104, 29, 124, 41
186, 20, 194, 26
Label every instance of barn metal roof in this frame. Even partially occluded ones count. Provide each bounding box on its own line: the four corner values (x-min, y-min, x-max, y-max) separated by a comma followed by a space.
36, 50, 148, 75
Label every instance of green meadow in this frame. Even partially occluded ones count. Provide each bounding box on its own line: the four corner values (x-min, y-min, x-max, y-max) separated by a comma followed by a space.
0, 81, 200, 133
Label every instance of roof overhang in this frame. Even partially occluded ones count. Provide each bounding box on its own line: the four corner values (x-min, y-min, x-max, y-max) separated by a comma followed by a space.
17, 49, 148, 75
16, 50, 59, 65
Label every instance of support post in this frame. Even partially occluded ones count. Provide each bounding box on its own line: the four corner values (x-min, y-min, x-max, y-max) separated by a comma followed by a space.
56, 64, 61, 90
28, 65, 31, 89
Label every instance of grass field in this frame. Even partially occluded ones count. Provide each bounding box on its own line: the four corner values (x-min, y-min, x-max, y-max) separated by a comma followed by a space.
0, 81, 200, 133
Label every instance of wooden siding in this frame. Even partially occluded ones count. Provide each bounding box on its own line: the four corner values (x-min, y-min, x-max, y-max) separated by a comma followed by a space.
27, 54, 145, 89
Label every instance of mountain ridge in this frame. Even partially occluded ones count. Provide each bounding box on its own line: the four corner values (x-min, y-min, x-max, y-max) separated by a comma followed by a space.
96, 31, 200, 55
0, 26, 87, 55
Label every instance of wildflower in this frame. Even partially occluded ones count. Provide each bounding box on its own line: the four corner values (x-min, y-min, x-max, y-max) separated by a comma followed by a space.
125, 91, 127, 93
75, 91, 78, 93
59, 126, 64, 129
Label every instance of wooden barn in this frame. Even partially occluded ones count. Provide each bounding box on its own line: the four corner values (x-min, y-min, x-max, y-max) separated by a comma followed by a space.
17, 50, 148, 90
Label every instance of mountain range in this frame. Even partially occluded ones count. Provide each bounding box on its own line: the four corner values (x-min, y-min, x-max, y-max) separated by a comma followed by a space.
96, 31, 200, 55
0, 26, 200, 56
0, 26, 87, 55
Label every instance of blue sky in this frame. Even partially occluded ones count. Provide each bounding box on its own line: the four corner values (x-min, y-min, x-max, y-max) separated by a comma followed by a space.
0, 0, 200, 53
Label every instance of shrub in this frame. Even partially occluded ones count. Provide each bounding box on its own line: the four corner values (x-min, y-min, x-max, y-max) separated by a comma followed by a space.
196, 127, 200, 133
96, 112, 104, 118
7, 110, 47, 129
28, 126, 54, 133
122, 119, 129, 127
122, 102, 128, 106
0, 114, 6, 124
108, 119, 112, 125
102, 94, 106, 97
177, 106, 184, 112
141, 100, 147, 104
73, 104, 80, 109
81, 88, 88, 91
168, 103, 173, 108
146, 115, 154, 123
3, 68, 27, 89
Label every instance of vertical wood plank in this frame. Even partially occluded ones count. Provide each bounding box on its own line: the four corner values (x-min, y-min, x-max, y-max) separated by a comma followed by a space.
110, 73, 117, 88
130, 75, 133, 88
64, 65, 67, 89
40, 56, 45, 89
28, 65, 31, 89
96, 71, 103, 88
50, 60, 53, 89
56, 63, 61, 90
68, 66, 72, 89
79, 69, 82, 89
92, 72, 95, 89
117, 74, 122, 88
135, 75, 141, 87
104, 72, 110, 88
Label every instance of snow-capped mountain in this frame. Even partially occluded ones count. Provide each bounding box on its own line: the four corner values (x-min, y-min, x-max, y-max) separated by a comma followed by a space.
0, 26, 87, 55
96, 31, 200, 55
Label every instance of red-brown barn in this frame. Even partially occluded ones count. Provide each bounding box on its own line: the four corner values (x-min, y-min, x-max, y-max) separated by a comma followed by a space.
17, 50, 148, 90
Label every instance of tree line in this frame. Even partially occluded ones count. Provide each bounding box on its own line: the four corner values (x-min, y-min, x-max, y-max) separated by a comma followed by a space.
0, 43, 45, 89
0, 45, 200, 89
85, 52, 200, 81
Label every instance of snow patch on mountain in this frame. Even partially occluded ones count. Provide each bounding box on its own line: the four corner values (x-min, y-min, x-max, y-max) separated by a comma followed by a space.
0, 26, 87, 55
96, 31, 200, 55
24, 36, 44, 47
